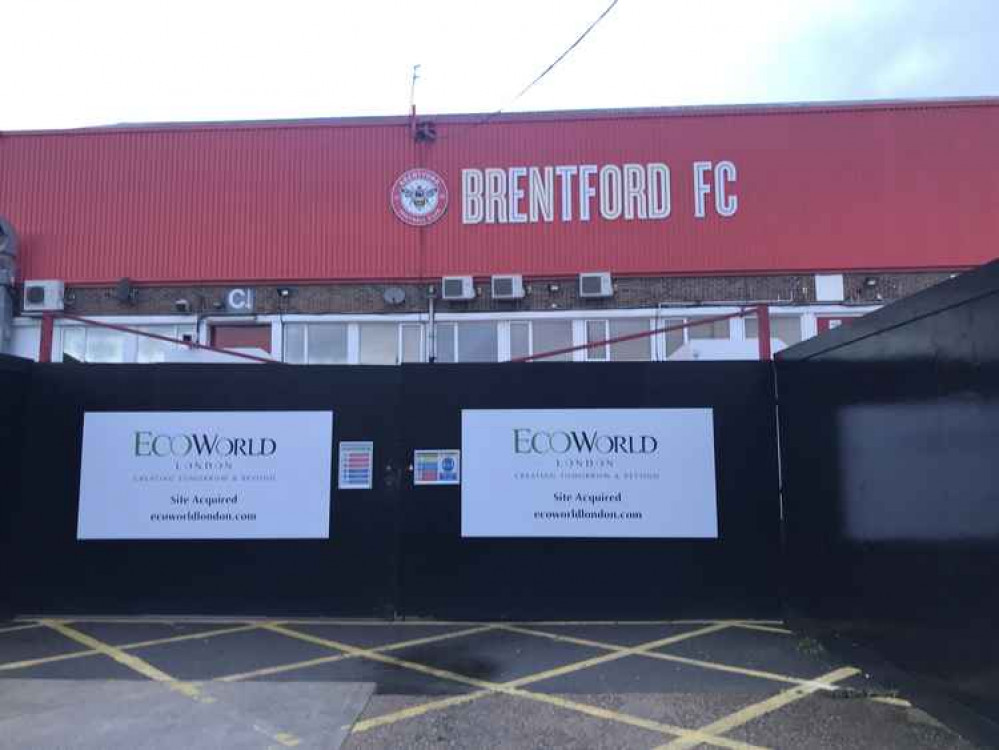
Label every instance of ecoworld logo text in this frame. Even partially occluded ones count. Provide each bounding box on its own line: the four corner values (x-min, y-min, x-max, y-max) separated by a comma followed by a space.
513, 428, 658, 455
133, 432, 277, 458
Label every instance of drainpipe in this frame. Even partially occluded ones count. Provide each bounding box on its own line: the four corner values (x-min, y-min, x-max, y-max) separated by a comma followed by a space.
0, 217, 18, 356
427, 285, 437, 363
756, 303, 772, 361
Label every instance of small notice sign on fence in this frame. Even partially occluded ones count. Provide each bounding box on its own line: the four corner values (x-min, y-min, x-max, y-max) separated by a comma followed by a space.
414, 449, 461, 486
339, 441, 374, 490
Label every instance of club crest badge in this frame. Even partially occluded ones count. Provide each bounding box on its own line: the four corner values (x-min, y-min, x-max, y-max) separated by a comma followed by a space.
391, 168, 448, 227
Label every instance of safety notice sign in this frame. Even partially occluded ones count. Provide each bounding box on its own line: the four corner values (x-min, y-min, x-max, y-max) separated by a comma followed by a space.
338, 441, 374, 490
414, 449, 461, 486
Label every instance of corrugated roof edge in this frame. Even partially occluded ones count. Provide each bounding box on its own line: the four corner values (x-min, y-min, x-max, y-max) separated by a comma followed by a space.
3, 96, 999, 138
777, 258, 999, 362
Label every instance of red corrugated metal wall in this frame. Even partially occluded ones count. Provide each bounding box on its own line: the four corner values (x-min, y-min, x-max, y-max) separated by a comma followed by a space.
1, 102, 997, 284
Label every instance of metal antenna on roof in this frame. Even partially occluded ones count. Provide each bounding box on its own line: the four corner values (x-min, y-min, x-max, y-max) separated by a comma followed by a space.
409, 64, 421, 141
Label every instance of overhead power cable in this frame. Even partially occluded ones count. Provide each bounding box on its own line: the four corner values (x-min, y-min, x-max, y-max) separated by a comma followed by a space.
507, 0, 620, 110
436, 0, 621, 139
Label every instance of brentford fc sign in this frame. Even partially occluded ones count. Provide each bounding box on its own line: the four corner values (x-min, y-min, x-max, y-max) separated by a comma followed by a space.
391, 168, 448, 227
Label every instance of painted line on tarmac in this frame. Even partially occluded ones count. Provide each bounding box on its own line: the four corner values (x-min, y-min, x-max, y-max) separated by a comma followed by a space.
41, 620, 305, 749
502, 623, 849, 694
0, 622, 45, 635
500, 623, 734, 690
871, 696, 912, 708
0, 648, 98, 672
216, 624, 496, 682
43, 620, 210, 702
351, 690, 494, 733
506, 619, 786, 627
0, 624, 260, 675
729, 622, 794, 635
508, 690, 769, 750
346, 621, 767, 750
262, 622, 497, 690
655, 666, 861, 750
121, 623, 262, 650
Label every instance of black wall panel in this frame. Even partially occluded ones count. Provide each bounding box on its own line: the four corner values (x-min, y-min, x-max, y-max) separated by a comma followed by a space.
397, 362, 781, 620
0, 355, 31, 617
8, 363, 405, 617
3, 359, 780, 620
777, 261, 999, 730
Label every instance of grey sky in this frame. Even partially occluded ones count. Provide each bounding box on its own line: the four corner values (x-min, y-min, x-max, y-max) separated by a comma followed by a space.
5, 0, 997, 130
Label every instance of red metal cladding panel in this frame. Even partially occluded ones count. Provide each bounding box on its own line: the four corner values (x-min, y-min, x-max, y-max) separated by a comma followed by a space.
1, 101, 997, 284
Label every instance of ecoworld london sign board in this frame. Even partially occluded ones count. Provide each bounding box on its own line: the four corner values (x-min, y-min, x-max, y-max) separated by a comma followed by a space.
77, 411, 334, 540
461, 409, 718, 538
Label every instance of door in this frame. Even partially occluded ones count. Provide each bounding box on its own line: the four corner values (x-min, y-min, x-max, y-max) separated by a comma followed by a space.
210, 324, 272, 353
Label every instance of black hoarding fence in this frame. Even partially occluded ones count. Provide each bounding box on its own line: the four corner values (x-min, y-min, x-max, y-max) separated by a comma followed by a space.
0, 356, 30, 619
776, 259, 999, 737
0, 357, 781, 621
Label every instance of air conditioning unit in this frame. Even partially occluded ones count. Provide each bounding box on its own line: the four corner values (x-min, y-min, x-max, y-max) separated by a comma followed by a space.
442, 276, 475, 301
491, 274, 525, 300
579, 272, 613, 299
22, 280, 65, 313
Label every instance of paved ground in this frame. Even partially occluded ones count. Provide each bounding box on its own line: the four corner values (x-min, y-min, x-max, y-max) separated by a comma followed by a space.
0, 617, 978, 749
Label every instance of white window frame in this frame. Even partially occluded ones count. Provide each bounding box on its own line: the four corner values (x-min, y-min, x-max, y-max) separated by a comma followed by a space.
12, 303, 884, 364
584, 319, 610, 361
399, 323, 425, 363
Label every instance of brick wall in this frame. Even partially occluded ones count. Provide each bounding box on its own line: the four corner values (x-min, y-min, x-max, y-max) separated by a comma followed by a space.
46, 271, 957, 317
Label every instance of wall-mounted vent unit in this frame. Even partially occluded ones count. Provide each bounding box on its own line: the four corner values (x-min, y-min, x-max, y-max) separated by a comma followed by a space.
22, 279, 65, 313
441, 276, 476, 301
579, 272, 613, 299
491, 275, 525, 300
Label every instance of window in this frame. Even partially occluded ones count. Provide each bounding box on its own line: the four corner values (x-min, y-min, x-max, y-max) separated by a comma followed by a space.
401, 324, 423, 363
609, 319, 651, 361
687, 316, 730, 340
433, 323, 456, 362
63, 324, 198, 364
211, 324, 271, 352
86, 329, 127, 362
308, 324, 348, 364
532, 320, 572, 362
283, 323, 348, 364
586, 320, 609, 361
746, 315, 803, 347
136, 325, 197, 363
457, 321, 498, 362
510, 321, 531, 360
660, 318, 685, 359
359, 323, 398, 365
61, 327, 86, 362
283, 324, 306, 363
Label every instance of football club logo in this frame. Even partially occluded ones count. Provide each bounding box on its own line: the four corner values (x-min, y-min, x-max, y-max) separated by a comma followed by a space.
391, 168, 448, 227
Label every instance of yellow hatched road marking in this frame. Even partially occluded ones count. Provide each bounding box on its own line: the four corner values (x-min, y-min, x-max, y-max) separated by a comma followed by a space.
872, 696, 912, 708
216, 624, 495, 682
502, 623, 734, 691
41, 621, 304, 748
43, 620, 208, 702
0, 648, 97, 672
218, 653, 351, 683
0, 623, 45, 635
508, 690, 769, 750
656, 666, 861, 750
351, 690, 494, 733
262, 622, 496, 690
341, 622, 740, 744
121, 624, 262, 650
501, 623, 854, 695
507, 619, 785, 627
730, 623, 793, 636
0, 623, 260, 674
